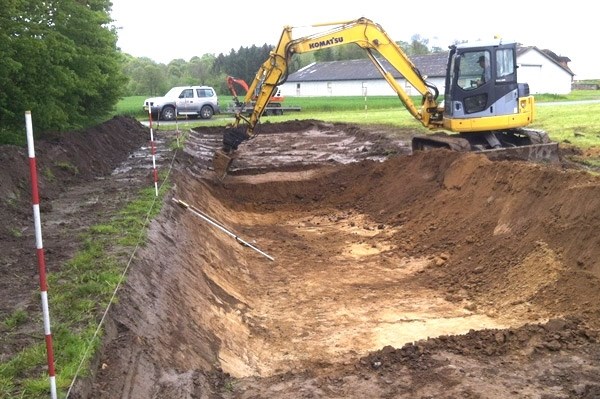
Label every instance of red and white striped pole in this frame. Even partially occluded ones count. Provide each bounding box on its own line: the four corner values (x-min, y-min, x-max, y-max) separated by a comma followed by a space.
147, 108, 159, 196
25, 111, 57, 399
175, 104, 180, 147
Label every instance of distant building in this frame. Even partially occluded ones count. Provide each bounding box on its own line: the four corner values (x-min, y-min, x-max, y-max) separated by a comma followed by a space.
279, 47, 574, 97
517, 47, 574, 94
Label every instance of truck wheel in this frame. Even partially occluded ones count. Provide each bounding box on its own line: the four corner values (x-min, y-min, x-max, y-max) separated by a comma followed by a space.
200, 105, 214, 119
160, 106, 176, 121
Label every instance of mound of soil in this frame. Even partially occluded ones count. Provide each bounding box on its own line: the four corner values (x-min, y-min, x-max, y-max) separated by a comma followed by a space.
2, 118, 600, 399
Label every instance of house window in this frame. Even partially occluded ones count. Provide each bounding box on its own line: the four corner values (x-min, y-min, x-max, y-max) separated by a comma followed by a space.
296, 83, 301, 96
404, 79, 412, 95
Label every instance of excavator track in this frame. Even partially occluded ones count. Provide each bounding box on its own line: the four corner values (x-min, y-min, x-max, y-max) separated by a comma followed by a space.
412, 129, 560, 164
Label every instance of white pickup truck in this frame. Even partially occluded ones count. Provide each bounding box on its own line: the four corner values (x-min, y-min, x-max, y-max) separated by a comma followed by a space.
143, 86, 220, 121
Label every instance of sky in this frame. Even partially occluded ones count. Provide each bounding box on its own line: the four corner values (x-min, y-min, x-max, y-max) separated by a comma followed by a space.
110, 0, 598, 80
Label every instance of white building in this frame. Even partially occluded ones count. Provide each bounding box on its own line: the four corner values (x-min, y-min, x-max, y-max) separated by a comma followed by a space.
279, 47, 574, 97
516, 47, 574, 95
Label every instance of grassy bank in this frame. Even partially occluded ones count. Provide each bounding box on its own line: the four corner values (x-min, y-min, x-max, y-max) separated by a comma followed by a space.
0, 173, 172, 398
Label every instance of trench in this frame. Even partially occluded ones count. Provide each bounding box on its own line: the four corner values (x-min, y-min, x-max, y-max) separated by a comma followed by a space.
167, 176, 513, 378
90, 125, 600, 397
127, 157, 565, 381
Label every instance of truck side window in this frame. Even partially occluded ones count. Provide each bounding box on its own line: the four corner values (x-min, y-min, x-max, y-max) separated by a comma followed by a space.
197, 89, 214, 98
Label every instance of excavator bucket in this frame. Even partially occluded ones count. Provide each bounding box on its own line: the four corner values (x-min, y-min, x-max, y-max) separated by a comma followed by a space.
212, 125, 251, 179
212, 149, 234, 180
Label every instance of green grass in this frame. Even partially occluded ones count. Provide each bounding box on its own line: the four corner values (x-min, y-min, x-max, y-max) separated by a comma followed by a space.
114, 95, 146, 118
131, 93, 600, 149
535, 103, 600, 148
55, 161, 79, 175
535, 90, 600, 102
3, 309, 28, 330
0, 175, 172, 398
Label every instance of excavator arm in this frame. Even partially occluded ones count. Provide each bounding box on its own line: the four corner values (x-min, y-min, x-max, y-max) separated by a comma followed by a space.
215, 18, 442, 176
226, 76, 250, 107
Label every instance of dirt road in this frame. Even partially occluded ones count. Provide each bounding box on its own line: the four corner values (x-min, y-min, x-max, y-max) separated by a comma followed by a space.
2, 118, 600, 398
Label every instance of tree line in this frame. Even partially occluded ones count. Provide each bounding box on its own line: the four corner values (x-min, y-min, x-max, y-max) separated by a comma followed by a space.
0, 0, 441, 143
0, 0, 125, 142
124, 34, 442, 99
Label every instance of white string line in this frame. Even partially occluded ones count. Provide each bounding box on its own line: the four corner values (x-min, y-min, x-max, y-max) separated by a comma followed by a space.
65, 131, 183, 398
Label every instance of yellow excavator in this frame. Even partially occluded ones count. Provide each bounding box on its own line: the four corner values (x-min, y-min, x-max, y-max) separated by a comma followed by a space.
213, 17, 558, 177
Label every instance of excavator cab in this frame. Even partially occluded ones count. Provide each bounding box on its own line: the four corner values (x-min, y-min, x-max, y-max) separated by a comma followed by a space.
443, 41, 528, 129
413, 40, 558, 160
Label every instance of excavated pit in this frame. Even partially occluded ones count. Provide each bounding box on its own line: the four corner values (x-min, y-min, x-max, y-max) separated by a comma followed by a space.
81, 120, 600, 398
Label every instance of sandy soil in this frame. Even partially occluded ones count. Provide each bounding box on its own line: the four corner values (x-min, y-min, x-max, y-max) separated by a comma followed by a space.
2, 117, 600, 398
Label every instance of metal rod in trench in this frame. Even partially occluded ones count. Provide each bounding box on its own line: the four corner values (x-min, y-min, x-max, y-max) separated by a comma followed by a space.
172, 198, 275, 261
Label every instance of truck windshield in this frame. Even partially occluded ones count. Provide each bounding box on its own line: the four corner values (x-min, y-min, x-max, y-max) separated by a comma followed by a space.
164, 87, 183, 98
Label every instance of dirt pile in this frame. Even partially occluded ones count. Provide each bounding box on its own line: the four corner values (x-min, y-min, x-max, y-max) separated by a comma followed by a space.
0, 116, 149, 238
2, 118, 600, 398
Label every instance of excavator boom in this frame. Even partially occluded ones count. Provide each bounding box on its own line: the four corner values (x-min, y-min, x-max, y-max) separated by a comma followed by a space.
214, 18, 440, 177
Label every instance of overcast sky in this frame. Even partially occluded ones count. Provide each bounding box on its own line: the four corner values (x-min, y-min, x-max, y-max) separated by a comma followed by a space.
110, 0, 597, 80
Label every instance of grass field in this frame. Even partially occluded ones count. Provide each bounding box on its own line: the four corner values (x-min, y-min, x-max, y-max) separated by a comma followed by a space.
116, 92, 600, 150
116, 91, 600, 118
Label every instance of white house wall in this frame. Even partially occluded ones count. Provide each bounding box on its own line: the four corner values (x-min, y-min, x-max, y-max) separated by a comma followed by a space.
517, 50, 572, 94
279, 77, 446, 97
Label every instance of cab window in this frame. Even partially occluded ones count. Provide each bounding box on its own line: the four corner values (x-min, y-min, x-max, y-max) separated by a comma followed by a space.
495, 48, 515, 82
457, 51, 490, 91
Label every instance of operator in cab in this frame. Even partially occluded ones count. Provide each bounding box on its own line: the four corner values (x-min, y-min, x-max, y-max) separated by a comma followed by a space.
476, 55, 490, 86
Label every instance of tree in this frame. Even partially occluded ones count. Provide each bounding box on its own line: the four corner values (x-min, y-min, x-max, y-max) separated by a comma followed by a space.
123, 56, 168, 96
0, 0, 126, 137
407, 34, 431, 56
213, 44, 274, 88
187, 54, 216, 86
